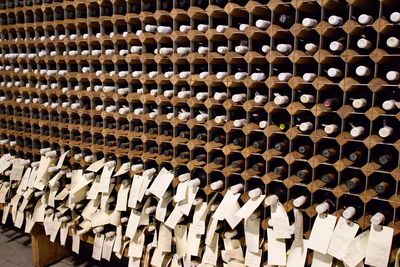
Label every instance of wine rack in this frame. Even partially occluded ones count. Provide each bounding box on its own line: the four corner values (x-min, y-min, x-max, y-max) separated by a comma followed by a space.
0, 0, 400, 266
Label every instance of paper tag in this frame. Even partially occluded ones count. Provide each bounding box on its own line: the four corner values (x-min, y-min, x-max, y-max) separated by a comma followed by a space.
2, 204, 10, 223
128, 175, 142, 208
56, 150, 69, 169
244, 217, 260, 253
308, 214, 337, 254
327, 217, 359, 260
102, 235, 116, 261
148, 168, 174, 199
365, 226, 393, 267
155, 196, 172, 223
72, 228, 80, 254
245, 249, 262, 267
267, 228, 286, 266
235, 195, 265, 219
128, 230, 144, 258
213, 190, 241, 220
193, 202, 208, 235
99, 165, 115, 193
150, 248, 165, 267
174, 225, 187, 257
100, 184, 114, 210
158, 223, 172, 252
0, 155, 12, 173
92, 234, 105, 260
33, 156, 52, 190
311, 251, 333, 267
292, 208, 304, 247
174, 180, 188, 202
202, 233, 219, 266
343, 230, 369, 267
205, 217, 219, 246
115, 181, 130, 211
50, 220, 62, 242
17, 167, 31, 194
270, 202, 291, 239
87, 176, 101, 200
129, 257, 141, 267
86, 158, 105, 172
187, 223, 201, 257
10, 159, 24, 181
125, 209, 141, 239
165, 206, 184, 229
287, 240, 308, 267
113, 162, 130, 177
59, 223, 69, 246
178, 186, 199, 216
14, 210, 24, 228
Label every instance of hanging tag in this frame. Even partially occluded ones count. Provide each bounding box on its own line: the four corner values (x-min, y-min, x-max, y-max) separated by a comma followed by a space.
311, 251, 333, 267
202, 233, 219, 266
244, 216, 260, 253
267, 228, 286, 266
308, 214, 337, 254
99, 165, 115, 193
174, 225, 187, 257
365, 226, 393, 267
148, 168, 174, 199
158, 223, 172, 253
342, 230, 369, 267
327, 217, 359, 260
287, 240, 308, 267
245, 249, 262, 267
235, 195, 265, 219
102, 234, 116, 261
270, 202, 291, 239
92, 233, 105, 261
72, 228, 80, 254
292, 208, 304, 247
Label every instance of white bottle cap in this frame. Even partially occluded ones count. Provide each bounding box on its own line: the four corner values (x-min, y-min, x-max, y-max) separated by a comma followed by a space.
199, 71, 209, 79
254, 95, 268, 104
305, 43, 318, 53
234, 72, 247, 80
327, 68, 342, 78
163, 90, 174, 98
216, 25, 228, 33
239, 24, 249, 32
300, 94, 315, 104
230, 183, 244, 194
188, 178, 201, 188
387, 37, 400, 48
350, 126, 364, 137
329, 41, 344, 52
277, 44, 292, 54
261, 45, 270, 53
178, 173, 191, 182
390, 12, 400, 23
328, 15, 343, 26
196, 92, 208, 100
299, 122, 313, 132
248, 188, 262, 198
131, 164, 143, 172
210, 180, 224, 190
278, 72, 292, 81
274, 93, 289, 105
178, 111, 190, 121
255, 19, 271, 29
382, 99, 398, 110
303, 73, 317, 82
216, 72, 228, 79
232, 93, 246, 103
357, 38, 372, 49
355, 65, 371, 77
217, 46, 228, 55
177, 90, 191, 99
324, 124, 338, 134
386, 71, 400, 81
259, 120, 268, 129
343, 206, 356, 220
302, 18, 318, 28
371, 212, 385, 225
233, 119, 246, 128
214, 92, 227, 101
293, 196, 307, 208
378, 126, 393, 138
215, 115, 226, 124
358, 14, 373, 25
316, 202, 330, 214
179, 25, 191, 33
352, 98, 367, 109
251, 72, 266, 82
196, 113, 208, 122
264, 194, 279, 207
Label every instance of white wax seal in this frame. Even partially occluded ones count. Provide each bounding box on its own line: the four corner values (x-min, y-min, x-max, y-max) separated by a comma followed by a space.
216, 25, 228, 33
358, 14, 373, 25
323, 124, 338, 134
303, 73, 317, 82
196, 92, 208, 100
299, 122, 313, 132
293, 196, 307, 208
248, 188, 262, 198
254, 95, 267, 104
371, 212, 385, 225
329, 41, 344, 51
214, 92, 227, 101
259, 121, 268, 129
382, 99, 399, 110
386, 71, 400, 81
261, 45, 270, 53
277, 44, 292, 54
233, 119, 246, 127
387, 37, 400, 48
356, 65, 371, 77
328, 15, 343, 26
232, 93, 246, 103
305, 43, 318, 53
278, 72, 292, 81
264, 195, 279, 207
274, 93, 289, 105
302, 18, 318, 28
210, 180, 223, 190
378, 126, 393, 138
357, 38, 372, 49
255, 19, 271, 29
352, 98, 367, 109
300, 94, 315, 104
316, 202, 330, 214
327, 68, 342, 78
390, 12, 400, 23
215, 115, 226, 124
350, 126, 364, 137
342, 206, 356, 220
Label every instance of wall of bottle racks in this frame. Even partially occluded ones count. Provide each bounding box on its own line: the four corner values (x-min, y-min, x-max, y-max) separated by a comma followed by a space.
0, 0, 400, 266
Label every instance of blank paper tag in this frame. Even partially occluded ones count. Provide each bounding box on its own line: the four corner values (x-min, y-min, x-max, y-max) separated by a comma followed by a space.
148, 168, 174, 199
235, 195, 265, 219
365, 226, 393, 267
158, 223, 172, 253
2, 204, 10, 223
343, 231, 369, 267
113, 162, 130, 177
59, 223, 69, 246
99, 165, 115, 193
178, 186, 199, 216
155, 196, 172, 223
202, 233, 219, 266
267, 228, 286, 266
92, 234, 105, 261
308, 214, 337, 254
245, 249, 262, 267
115, 181, 130, 211
174, 181, 188, 202
270, 202, 291, 239
56, 150, 70, 169
212, 190, 240, 220
72, 228, 80, 254
86, 158, 105, 172
311, 251, 333, 267
174, 225, 187, 257
125, 209, 141, 239
128, 230, 144, 258
327, 217, 359, 260
150, 248, 165, 267
287, 240, 308, 267
187, 223, 201, 257
102, 235, 116, 261
165, 206, 184, 229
